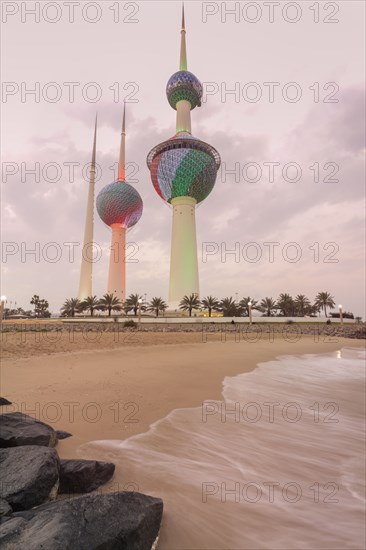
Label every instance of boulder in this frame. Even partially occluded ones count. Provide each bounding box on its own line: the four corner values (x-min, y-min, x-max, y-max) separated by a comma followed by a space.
59, 459, 115, 494
0, 518, 27, 543
0, 491, 163, 549
0, 499, 12, 518
0, 446, 59, 511
0, 412, 56, 448
55, 430, 72, 440
0, 398, 11, 406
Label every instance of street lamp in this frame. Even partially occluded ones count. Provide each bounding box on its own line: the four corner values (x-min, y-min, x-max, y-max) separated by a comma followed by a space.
248, 301, 252, 325
338, 304, 343, 325
138, 298, 142, 326
0, 296, 7, 321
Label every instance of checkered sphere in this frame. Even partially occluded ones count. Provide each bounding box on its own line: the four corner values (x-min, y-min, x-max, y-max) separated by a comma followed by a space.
148, 133, 220, 204
166, 71, 203, 110
96, 181, 143, 228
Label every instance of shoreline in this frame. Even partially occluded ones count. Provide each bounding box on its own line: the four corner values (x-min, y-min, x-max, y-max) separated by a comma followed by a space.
1, 334, 365, 460
2, 323, 364, 361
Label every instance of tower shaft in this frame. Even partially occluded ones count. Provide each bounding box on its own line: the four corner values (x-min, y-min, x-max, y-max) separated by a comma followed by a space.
78, 117, 97, 301
107, 224, 126, 303
169, 5, 197, 307
147, 5, 220, 311
107, 105, 127, 302
168, 196, 199, 309
176, 100, 191, 133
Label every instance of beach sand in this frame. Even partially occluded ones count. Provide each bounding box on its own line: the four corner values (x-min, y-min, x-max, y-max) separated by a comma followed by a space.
1, 331, 364, 459
2, 331, 365, 548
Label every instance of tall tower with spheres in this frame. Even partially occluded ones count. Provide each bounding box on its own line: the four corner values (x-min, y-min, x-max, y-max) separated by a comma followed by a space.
147, 5, 221, 310
97, 105, 143, 303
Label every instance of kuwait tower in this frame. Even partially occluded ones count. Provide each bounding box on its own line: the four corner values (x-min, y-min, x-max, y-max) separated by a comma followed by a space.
78, 116, 97, 301
96, 105, 143, 302
147, 5, 221, 309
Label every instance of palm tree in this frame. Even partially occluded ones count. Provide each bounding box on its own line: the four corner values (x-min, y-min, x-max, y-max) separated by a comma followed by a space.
294, 294, 311, 317
99, 293, 122, 317
259, 297, 278, 317
277, 293, 295, 316
201, 296, 220, 317
315, 291, 336, 317
147, 297, 168, 317
60, 298, 82, 318
124, 293, 144, 316
179, 294, 201, 317
219, 297, 239, 317
239, 297, 260, 317
81, 295, 100, 317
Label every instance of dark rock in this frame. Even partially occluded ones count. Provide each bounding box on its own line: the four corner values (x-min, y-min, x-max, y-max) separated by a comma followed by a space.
0, 398, 12, 406
0, 446, 59, 511
0, 518, 28, 543
1, 491, 163, 549
0, 412, 56, 448
0, 499, 12, 517
59, 459, 115, 494
55, 430, 72, 440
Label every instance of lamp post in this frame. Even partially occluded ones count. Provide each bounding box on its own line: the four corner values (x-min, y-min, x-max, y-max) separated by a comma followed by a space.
338, 304, 343, 325
138, 298, 142, 327
248, 301, 252, 325
0, 296, 6, 321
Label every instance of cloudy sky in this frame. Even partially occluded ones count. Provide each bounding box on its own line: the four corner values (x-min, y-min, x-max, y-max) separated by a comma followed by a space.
2, 1, 365, 316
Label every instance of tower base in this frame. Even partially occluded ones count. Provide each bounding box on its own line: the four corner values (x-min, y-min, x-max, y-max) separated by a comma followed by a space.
168, 196, 199, 307
167, 301, 181, 313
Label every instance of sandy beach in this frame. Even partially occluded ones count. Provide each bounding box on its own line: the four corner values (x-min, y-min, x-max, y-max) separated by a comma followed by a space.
2, 329, 366, 548
1, 331, 364, 458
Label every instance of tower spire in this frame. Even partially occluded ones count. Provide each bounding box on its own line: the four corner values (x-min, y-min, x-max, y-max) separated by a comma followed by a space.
78, 114, 97, 300
91, 113, 97, 167
180, 3, 187, 71
118, 102, 126, 181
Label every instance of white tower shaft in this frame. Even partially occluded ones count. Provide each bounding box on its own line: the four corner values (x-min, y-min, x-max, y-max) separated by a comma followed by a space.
168, 197, 199, 310
78, 116, 97, 300
107, 224, 126, 303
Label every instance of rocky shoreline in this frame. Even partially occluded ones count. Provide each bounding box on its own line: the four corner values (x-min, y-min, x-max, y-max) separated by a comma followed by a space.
0, 408, 163, 549
2, 321, 365, 339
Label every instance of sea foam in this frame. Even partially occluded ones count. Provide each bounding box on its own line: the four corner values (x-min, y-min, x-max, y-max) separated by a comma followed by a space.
79, 347, 365, 549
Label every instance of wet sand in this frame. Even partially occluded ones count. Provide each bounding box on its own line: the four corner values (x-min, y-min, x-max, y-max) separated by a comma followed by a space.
1, 332, 364, 458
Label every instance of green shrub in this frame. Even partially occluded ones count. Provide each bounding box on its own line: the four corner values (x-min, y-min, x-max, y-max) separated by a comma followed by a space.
123, 320, 137, 328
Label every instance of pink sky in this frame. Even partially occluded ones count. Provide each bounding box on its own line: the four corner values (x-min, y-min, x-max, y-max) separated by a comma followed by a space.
1, 1, 365, 316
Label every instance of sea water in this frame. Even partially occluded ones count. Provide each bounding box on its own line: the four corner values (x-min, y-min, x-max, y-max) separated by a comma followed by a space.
79, 347, 365, 549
